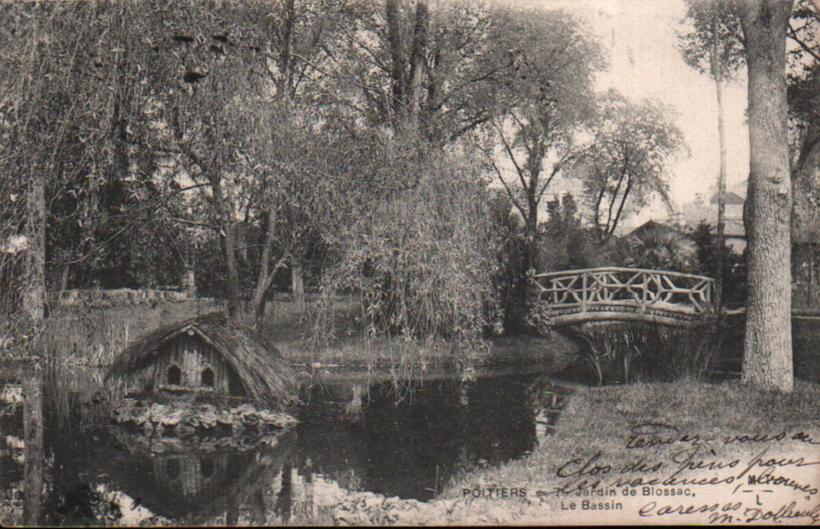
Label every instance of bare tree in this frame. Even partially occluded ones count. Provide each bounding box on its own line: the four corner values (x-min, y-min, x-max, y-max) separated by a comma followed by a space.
481, 6, 602, 271
578, 92, 686, 237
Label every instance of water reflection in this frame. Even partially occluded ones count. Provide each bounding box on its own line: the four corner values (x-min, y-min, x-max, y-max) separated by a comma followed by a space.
1, 365, 563, 526
22, 374, 44, 526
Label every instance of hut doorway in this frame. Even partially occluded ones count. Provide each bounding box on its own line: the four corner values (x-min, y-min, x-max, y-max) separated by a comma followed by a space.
200, 457, 214, 479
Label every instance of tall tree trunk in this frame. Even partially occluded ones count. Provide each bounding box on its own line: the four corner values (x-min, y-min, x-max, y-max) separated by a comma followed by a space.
713, 20, 728, 309
278, 0, 296, 96
221, 226, 241, 321
23, 174, 45, 322
183, 265, 196, 299
609, 177, 633, 235
211, 178, 242, 322
791, 122, 820, 306
525, 192, 539, 271
182, 238, 197, 298
407, 0, 429, 121
738, 0, 794, 393
592, 178, 607, 235
236, 224, 248, 264
791, 119, 820, 247
524, 146, 546, 271
291, 258, 306, 313
252, 209, 278, 327
385, 0, 406, 118
605, 164, 628, 234
60, 262, 70, 291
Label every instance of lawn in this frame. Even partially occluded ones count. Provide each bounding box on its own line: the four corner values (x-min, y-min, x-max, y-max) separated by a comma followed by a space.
429, 379, 820, 525
312, 379, 819, 525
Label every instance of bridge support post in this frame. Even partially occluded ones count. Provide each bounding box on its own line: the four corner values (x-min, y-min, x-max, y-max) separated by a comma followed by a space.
641, 274, 648, 313
581, 273, 587, 313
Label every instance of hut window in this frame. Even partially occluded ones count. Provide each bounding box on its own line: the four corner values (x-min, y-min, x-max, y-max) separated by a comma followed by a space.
166, 458, 180, 480
167, 365, 181, 385
201, 367, 214, 387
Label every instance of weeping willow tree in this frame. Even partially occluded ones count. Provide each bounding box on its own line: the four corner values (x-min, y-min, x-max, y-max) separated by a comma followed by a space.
0, 4, 96, 345
0, 2, 169, 349
315, 135, 501, 351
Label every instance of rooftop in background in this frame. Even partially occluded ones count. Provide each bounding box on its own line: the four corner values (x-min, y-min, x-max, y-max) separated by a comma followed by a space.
626, 219, 693, 241
679, 187, 747, 253
710, 191, 745, 205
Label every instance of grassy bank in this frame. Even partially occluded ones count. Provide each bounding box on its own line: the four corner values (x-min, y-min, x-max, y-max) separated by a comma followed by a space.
444, 379, 820, 492
33, 299, 579, 377
427, 379, 820, 524
305, 379, 820, 525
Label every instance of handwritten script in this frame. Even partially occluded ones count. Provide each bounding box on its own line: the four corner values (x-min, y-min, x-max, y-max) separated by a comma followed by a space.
540, 423, 820, 525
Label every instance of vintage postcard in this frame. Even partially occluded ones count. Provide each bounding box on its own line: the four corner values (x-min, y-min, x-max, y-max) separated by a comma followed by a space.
0, 0, 817, 526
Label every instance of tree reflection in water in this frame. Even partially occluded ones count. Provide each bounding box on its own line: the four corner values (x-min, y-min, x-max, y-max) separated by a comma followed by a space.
22, 373, 43, 526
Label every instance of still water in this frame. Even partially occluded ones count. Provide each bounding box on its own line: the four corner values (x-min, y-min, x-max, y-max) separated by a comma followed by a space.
0, 364, 564, 526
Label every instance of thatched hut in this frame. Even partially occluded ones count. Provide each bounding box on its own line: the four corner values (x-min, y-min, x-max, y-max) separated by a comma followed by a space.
106, 313, 296, 409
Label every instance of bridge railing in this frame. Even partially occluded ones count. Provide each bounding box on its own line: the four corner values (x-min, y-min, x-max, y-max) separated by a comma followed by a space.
531, 267, 714, 315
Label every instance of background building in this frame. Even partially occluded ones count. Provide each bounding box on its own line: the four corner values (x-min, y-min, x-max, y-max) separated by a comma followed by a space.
681, 182, 747, 253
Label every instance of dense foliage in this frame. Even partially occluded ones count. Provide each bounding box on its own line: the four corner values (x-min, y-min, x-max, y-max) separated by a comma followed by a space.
316, 138, 501, 343
0, 0, 696, 349
690, 221, 746, 307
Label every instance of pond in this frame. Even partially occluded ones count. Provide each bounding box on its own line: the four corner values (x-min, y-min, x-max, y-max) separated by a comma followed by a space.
0, 364, 568, 526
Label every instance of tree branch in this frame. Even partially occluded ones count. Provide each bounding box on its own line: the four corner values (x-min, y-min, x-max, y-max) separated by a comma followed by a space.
788, 23, 820, 62
494, 121, 529, 192
489, 158, 528, 222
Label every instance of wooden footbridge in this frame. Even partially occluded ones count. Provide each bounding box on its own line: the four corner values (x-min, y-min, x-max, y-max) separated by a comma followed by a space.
531, 267, 715, 327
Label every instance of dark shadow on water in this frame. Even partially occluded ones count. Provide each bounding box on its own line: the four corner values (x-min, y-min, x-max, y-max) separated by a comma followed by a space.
294, 375, 541, 500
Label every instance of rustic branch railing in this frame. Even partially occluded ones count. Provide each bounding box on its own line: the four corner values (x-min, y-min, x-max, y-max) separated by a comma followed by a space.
531, 267, 715, 319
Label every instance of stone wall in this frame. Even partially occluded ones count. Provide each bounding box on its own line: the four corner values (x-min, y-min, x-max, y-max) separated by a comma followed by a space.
47, 288, 197, 308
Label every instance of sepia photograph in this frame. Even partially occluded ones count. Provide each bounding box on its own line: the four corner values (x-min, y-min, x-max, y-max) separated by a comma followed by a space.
0, 0, 818, 525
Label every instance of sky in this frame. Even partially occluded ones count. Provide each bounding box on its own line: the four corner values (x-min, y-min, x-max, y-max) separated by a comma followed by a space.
510, 0, 752, 227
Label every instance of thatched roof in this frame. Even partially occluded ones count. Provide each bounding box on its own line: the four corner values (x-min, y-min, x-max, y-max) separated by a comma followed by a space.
106, 312, 297, 409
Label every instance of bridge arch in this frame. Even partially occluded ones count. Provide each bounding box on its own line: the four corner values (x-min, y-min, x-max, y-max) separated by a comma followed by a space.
530, 267, 715, 327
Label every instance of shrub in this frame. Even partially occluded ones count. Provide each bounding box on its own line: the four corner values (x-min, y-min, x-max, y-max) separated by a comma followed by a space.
537, 193, 600, 273
566, 321, 733, 385
690, 221, 746, 306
